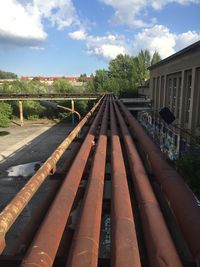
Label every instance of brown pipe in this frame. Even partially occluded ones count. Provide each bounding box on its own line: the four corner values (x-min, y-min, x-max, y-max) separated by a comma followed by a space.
20, 99, 106, 267
66, 100, 109, 267
117, 99, 200, 266
110, 100, 141, 267
10, 180, 61, 256
113, 100, 183, 267
0, 95, 104, 254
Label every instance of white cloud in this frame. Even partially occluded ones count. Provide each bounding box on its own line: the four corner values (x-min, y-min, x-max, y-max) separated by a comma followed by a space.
175, 31, 200, 51
69, 25, 200, 61
0, 0, 46, 45
69, 29, 87, 40
99, 0, 200, 27
132, 25, 200, 58
0, 0, 78, 47
69, 30, 126, 60
87, 43, 125, 60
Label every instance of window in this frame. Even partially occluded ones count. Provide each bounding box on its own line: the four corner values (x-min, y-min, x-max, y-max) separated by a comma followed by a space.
177, 77, 181, 119
172, 78, 176, 113
168, 78, 172, 108
160, 76, 164, 108
185, 74, 192, 123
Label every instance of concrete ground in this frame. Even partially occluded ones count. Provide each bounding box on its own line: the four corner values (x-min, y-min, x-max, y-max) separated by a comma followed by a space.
0, 121, 73, 172
0, 121, 74, 254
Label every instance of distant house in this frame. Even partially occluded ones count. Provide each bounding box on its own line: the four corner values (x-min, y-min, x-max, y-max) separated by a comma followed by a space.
138, 40, 200, 160
20, 76, 93, 86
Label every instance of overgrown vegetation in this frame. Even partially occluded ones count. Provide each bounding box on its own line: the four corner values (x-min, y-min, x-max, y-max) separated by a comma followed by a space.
0, 70, 18, 79
86, 50, 161, 97
0, 102, 12, 127
0, 49, 161, 127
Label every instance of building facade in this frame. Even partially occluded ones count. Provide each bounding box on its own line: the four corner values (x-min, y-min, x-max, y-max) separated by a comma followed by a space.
138, 41, 200, 160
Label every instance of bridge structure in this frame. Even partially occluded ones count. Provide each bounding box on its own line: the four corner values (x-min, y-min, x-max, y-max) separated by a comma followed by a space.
0, 93, 104, 126
0, 93, 103, 101
0, 95, 199, 267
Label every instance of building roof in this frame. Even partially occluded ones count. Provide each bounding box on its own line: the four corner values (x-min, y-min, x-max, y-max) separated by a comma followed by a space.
20, 76, 93, 81
149, 40, 200, 70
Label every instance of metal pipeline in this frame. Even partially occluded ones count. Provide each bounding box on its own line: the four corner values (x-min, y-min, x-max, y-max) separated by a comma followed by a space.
117, 99, 200, 266
110, 100, 141, 267
113, 100, 183, 267
0, 95, 104, 254
40, 101, 81, 121
20, 99, 106, 267
66, 100, 109, 267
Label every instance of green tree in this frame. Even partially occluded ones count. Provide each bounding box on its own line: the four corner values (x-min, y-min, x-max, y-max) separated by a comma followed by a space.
53, 79, 75, 93
151, 51, 162, 65
78, 73, 87, 82
0, 102, 13, 127
134, 50, 151, 87
108, 54, 136, 95
0, 70, 17, 79
93, 69, 110, 92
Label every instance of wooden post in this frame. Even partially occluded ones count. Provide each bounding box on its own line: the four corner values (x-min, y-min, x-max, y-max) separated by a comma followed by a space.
19, 100, 24, 126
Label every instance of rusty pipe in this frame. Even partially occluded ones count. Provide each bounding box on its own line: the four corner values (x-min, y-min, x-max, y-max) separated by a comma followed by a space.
0, 95, 105, 254
40, 101, 81, 120
110, 100, 141, 267
113, 100, 183, 267
66, 100, 109, 267
20, 99, 106, 267
117, 99, 200, 266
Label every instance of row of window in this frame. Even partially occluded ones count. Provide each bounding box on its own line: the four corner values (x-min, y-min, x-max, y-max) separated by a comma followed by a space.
152, 69, 199, 126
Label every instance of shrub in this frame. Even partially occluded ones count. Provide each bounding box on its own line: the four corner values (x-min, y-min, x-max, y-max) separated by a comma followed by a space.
0, 102, 12, 127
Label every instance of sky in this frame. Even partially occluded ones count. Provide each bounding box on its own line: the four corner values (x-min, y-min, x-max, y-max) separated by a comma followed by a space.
0, 0, 200, 77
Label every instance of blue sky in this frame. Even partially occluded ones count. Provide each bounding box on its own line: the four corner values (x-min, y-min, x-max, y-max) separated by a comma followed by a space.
0, 0, 199, 77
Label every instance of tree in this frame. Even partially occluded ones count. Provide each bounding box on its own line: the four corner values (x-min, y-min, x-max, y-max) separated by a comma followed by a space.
78, 73, 87, 82
53, 79, 75, 93
93, 69, 110, 92
0, 70, 17, 79
108, 54, 136, 95
84, 50, 161, 96
0, 102, 12, 127
151, 51, 162, 65
134, 50, 151, 87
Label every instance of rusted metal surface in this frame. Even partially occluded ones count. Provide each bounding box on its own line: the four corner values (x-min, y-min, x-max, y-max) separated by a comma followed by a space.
10, 180, 62, 256
20, 100, 106, 267
0, 95, 104, 254
113, 100, 183, 267
19, 100, 24, 127
0, 93, 105, 101
0, 96, 199, 267
66, 100, 109, 267
110, 100, 141, 267
117, 99, 200, 266
40, 101, 81, 121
